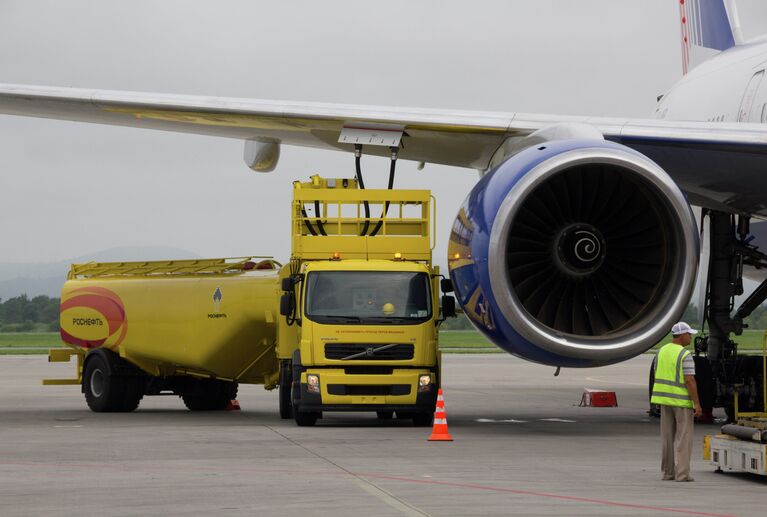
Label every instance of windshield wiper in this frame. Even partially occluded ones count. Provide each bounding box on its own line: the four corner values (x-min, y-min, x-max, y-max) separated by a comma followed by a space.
341, 343, 399, 361
317, 315, 361, 323
364, 316, 422, 324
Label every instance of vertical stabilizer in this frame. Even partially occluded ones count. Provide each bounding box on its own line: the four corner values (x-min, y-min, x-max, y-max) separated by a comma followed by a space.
680, 0, 738, 74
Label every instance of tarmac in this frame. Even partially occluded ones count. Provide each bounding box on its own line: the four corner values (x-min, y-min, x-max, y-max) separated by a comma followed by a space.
1, 354, 765, 517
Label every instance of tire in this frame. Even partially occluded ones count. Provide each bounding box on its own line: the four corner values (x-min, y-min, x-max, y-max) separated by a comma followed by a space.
290, 349, 304, 409
83, 353, 143, 412
294, 410, 319, 427
182, 379, 238, 411
412, 411, 433, 427
120, 377, 145, 412
279, 362, 293, 419
376, 410, 394, 420
291, 349, 303, 403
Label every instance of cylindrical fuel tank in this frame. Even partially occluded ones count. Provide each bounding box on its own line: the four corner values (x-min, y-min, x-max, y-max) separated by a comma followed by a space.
59, 269, 280, 382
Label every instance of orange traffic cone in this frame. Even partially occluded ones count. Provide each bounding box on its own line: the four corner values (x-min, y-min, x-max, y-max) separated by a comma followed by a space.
428, 389, 453, 441
226, 399, 241, 411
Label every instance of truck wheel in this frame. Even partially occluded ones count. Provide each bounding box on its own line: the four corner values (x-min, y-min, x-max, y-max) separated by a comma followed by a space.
412, 411, 433, 427
83, 354, 142, 412
291, 350, 303, 406
279, 362, 293, 419
182, 379, 238, 411
376, 411, 394, 420
120, 377, 145, 412
294, 410, 318, 427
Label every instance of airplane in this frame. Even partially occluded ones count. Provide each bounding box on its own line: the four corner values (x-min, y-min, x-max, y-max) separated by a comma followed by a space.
1, 0, 766, 416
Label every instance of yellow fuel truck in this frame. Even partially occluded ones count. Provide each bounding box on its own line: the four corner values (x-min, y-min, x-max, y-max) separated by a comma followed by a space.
47, 176, 453, 426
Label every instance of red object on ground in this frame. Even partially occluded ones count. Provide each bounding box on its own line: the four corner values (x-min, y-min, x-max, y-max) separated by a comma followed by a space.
226, 399, 241, 411
428, 389, 454, 441
579, 388, 618, 407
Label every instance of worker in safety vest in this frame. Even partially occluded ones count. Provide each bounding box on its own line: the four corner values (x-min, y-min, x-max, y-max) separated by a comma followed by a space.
650, 322, 702, 482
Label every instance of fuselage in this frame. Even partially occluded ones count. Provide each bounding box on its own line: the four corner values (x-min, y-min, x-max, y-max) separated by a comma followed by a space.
656, 39, 767, 282
656, 40, 767, 123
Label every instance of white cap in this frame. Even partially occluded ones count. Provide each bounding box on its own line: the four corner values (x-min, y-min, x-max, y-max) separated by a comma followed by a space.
671, 321, 698, 336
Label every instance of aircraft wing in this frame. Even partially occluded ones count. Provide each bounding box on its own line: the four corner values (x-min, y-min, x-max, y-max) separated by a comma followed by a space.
1, 83, 767, 213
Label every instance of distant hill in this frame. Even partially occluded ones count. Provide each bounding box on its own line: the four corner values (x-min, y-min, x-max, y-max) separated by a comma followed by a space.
0, 246, 199, 300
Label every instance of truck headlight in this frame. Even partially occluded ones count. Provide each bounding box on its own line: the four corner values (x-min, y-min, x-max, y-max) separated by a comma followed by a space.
418, 374, 432, 392
306, 374, 320, 394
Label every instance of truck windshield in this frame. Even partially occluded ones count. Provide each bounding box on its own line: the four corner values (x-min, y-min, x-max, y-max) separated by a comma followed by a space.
304, 271, 432, 325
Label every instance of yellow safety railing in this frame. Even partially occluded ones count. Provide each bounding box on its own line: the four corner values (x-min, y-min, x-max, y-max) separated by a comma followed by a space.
291, 177, 434, 263
68, 257, 278, 279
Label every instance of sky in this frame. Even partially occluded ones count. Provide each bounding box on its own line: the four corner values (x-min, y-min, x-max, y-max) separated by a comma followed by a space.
1, 0, 767, 271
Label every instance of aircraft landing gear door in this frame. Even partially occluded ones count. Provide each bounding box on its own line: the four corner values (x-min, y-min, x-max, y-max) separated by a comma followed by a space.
738, 69, 764, 122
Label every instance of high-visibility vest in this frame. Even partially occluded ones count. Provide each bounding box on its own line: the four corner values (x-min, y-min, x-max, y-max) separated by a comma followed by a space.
650, 343, 693, 408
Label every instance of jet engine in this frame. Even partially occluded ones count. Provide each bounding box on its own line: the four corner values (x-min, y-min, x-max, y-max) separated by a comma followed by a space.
448, 139, 699, 367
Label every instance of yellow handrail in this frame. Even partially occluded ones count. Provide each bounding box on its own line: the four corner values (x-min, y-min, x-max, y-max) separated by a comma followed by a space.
291, 178, 432, 262
68, 257, 277, 279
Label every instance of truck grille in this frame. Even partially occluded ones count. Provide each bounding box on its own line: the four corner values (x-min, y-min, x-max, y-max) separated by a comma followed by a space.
344, 366, 394, 375
324, 343, 414, 361
327, 384, 411, 396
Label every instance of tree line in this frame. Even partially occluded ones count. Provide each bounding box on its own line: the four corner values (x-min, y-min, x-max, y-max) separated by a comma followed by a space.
442, 302, 767, 332
0, 295, 60, 332
3, 295, 767, 333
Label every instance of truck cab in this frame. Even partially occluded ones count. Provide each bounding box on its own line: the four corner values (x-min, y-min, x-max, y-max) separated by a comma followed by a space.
278, 176, 451, 426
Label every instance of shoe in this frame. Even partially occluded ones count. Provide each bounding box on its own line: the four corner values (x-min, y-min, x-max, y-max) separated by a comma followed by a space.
662, 475, 675, 481
676, 477, 694, 482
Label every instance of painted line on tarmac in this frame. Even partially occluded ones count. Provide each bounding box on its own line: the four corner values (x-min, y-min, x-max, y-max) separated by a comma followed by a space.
264, 426, 431, 517
476, 418, 528, 423
476, 418, 576, 423
353, 477, 431, 517
362, 474, 738, 517
0, 460, 733, 516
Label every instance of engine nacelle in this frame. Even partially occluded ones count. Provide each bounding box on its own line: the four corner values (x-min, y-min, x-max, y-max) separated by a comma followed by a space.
448, 139, 699, 367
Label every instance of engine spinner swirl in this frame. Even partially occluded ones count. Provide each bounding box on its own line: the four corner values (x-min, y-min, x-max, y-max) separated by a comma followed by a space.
554, 224, 606, 276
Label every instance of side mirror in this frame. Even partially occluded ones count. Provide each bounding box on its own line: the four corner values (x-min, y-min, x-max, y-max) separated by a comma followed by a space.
441, 295, 456, 318
279, 293, 292, 316
281, 277, 294, 292
440, 278, 454, 293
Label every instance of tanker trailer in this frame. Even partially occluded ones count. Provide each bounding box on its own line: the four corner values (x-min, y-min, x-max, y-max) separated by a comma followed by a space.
48, 257, 283, 411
